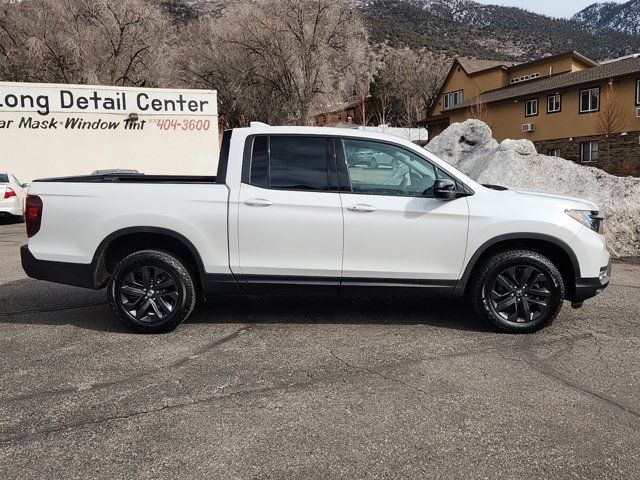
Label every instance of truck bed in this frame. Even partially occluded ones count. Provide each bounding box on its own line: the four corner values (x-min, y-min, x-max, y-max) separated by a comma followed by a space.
33, 174, 218, 184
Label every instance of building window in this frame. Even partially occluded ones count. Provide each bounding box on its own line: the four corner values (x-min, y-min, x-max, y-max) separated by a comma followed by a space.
580, 87, 600, 113
636, 79, 640, 105
547, 94, 561, 113
443, 90, 463, 110
525, 98, 538, 117
547, 149, 561, 157
580, 141, 599, 162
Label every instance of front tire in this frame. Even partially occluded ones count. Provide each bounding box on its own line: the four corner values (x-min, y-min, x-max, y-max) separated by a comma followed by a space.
470, 250, 565, 333
108, 250, 196, 333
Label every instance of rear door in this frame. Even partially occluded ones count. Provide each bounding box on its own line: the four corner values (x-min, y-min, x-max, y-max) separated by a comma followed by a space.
337, 137, 469, 292
237, 135, 343, 292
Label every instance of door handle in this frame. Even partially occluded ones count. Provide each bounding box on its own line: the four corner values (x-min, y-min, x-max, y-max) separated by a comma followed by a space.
347, 204, 376, 212
244, 198, 273, 207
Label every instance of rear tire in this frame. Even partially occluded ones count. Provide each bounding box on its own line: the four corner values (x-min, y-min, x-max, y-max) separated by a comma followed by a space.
108, 249, 196, 333
470, 249, 564, 333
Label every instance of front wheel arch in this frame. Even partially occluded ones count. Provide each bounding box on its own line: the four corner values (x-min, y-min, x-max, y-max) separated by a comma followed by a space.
457, 234, 578, 300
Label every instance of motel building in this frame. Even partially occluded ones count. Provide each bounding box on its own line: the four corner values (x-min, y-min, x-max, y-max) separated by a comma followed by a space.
420, 51, 640, 176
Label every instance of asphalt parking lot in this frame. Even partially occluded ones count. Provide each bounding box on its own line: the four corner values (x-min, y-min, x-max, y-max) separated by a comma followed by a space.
1, 220, 639, 479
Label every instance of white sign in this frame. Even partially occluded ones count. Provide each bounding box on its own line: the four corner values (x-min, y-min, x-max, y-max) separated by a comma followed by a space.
0, 82, 219, 182
0, 83, 217, 116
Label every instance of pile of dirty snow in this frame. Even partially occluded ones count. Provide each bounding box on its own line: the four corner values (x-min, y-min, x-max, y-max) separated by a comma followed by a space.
426, 119, 640, 258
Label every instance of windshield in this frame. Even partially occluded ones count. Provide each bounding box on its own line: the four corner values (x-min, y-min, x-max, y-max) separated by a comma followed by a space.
0, 174, 8, 183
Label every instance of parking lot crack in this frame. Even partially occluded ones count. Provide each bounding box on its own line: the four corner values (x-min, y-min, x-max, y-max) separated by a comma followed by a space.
519, 338, 640, 421
314, 341, 430, 397
0, 398, 196, 444
168, 324, 256, 369
0, 301, 108, 317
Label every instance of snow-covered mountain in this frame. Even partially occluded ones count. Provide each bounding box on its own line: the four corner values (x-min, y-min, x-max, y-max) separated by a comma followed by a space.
361, 0, 640, 60
573, 1, 640, 36
167, 0, 640, 61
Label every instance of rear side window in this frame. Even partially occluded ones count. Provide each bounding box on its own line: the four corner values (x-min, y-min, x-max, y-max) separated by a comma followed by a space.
245, 136, 331, 191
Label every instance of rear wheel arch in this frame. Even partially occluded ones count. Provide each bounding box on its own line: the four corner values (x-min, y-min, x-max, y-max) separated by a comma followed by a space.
458, 234, 579, 299
93, 227, 206, 289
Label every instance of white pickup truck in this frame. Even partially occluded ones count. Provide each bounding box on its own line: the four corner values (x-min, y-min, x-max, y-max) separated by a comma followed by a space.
21, 125, 611, 333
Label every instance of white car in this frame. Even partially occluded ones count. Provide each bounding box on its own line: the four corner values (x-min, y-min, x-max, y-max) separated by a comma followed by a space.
0, 173, 27, 222
20, 125, 611, 334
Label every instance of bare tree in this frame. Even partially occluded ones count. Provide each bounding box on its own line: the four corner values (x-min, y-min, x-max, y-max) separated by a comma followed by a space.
595, 79, 627, 162
0, 0, 176, 86
180, 0, 368, 126
468, 95, 494, 129
371, 48, 448, 127
353, 71, 373, 126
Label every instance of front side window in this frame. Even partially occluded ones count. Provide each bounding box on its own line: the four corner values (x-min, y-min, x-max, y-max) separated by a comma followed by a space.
580, 87, 600, 113
525, 98, 538, 116
547, 94, 561, 113
341, 138, 453, 197
580, 141, 599, 162
443, 90, 463, 110
246, 135, 331, 191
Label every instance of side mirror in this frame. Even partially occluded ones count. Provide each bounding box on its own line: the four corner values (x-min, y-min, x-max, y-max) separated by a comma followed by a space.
433, 179, 458, 200
21, 183, 30, 189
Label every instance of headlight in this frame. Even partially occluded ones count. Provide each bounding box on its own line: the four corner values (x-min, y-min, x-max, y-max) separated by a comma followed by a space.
565, 209, 604, 234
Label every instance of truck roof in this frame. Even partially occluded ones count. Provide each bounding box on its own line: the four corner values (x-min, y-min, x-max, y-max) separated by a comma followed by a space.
238, 124, 423, 148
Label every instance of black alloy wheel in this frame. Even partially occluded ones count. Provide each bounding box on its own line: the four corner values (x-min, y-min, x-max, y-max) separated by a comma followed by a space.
119, 265, 180, 323
108, 250, 196, 333
488, 265, 552, 324
471, 249, 565, 333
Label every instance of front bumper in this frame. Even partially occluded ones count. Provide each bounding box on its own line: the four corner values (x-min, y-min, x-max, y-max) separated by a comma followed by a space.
21, 245, 101, 289
572, 258, 612, 303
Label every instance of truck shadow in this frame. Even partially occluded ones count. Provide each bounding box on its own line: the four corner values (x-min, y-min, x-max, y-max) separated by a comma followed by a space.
192, 294, 488, 332
0, 279, 488, 333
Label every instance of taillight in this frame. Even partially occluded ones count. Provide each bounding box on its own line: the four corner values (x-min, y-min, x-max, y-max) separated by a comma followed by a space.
3, 187, 16, 199
25, 195, 43, 238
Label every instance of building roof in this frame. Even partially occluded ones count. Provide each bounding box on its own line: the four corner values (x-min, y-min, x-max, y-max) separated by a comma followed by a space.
450, 56, 640, 110
313, 96, 370, 117
457, 51, 599, 77
457, 58, 516, 74
507, 50, 599, 71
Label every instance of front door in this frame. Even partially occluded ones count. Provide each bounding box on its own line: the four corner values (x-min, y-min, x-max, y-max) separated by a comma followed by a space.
337, 137, 469, 293
237, 135, 343, 292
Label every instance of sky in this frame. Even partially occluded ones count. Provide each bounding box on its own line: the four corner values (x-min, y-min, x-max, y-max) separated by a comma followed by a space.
474, 0, 627, 19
